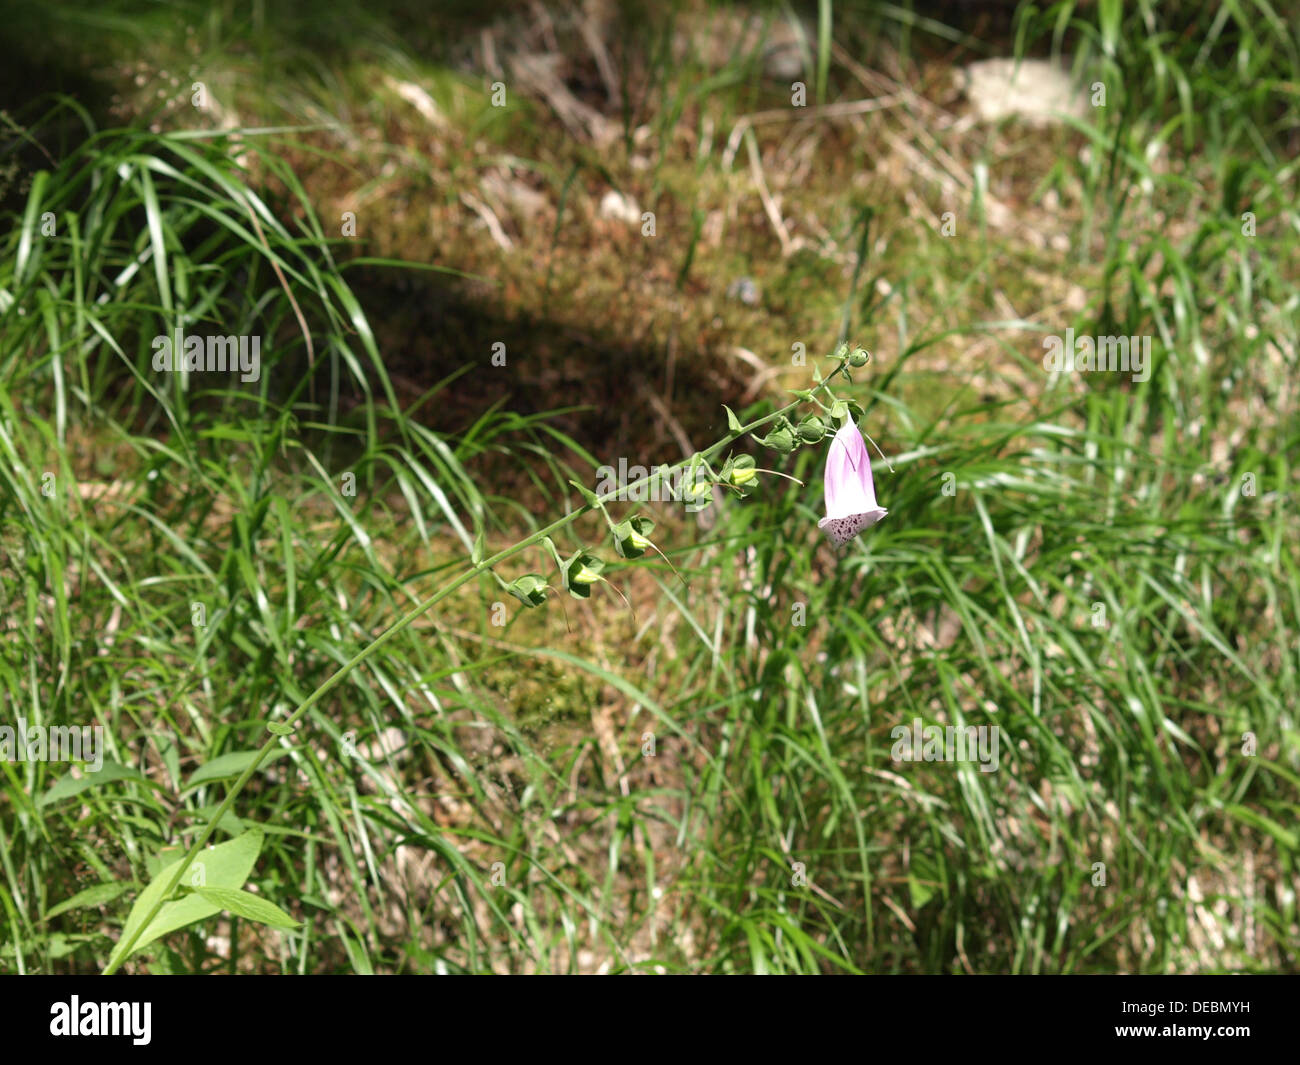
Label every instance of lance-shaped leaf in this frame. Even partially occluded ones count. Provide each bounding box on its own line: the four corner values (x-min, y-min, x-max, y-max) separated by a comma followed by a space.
108, 828, 264, 969
568, 479, 600, 507
192, 887, 300, 931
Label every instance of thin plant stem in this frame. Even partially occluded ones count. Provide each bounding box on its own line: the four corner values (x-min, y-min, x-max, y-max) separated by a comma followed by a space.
102, 362, 851, 973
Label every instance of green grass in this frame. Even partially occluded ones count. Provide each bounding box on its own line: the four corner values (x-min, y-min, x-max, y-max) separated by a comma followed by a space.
0, 0, 1297, 973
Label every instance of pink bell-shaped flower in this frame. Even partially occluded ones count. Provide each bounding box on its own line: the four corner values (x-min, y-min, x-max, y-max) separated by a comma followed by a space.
818, 419, 887, 545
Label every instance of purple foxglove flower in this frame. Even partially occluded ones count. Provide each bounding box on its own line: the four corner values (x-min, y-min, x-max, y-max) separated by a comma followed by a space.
818, 420, 888, 545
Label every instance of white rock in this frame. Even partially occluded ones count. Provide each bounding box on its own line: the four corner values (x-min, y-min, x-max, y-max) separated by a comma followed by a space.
961, 59, 1086, 127
599, 190, 642, 226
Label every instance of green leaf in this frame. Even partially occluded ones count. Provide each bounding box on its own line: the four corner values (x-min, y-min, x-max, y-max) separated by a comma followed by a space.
183, 805, 245, 837
43, 881, 131, 922
182, 748, 290, 792
908, 873, 937, 908
568, 479, 599, 506
723, 405, 743, 433
471, 526, 486, 565
192, 887, 300, 930
40, 761, 156, 807
265, 722, 294, 737
1224, 804, 1298, 850
108, 829, 264, 969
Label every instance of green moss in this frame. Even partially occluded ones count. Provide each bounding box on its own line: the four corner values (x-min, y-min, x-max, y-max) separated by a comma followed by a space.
480, 657, 590, 735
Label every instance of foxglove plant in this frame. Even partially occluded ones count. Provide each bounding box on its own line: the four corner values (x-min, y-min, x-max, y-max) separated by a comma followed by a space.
103, 344, 887, 972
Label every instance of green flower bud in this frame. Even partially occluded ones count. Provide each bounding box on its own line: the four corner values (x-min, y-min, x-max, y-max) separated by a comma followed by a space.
506, 574, 549, 608
757, 424, 797, 454
847, 347, 870, 367
797, 416, 826, 443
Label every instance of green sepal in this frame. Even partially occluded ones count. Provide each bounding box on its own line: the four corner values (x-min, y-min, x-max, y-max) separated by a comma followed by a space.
680, 468, 714, 512
613, 517, 655, 559
563, 552, 605, 598
722, 454, 758, 492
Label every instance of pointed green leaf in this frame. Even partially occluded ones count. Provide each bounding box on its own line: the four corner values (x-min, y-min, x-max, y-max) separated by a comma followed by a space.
182, 748, 291, 792
108, 829, 264, 968
908, 872, 937, 908
568, 480, 599, 507
192, 887, 300, 930
40, 761, 157, 807
43, 882, 131, 922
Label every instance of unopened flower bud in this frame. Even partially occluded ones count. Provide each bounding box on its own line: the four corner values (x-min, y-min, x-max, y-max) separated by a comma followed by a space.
506, 574, 549, 608
797, 416, 826, 443
758, 424, 797, 454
